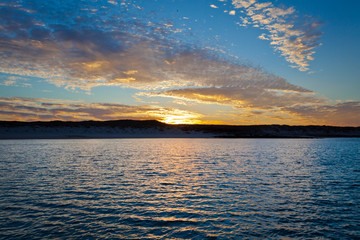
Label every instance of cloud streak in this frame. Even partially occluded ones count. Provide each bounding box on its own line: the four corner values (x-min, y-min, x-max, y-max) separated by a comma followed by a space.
145, 88, 360, 126
145, 86, 323, 109
2, 96, 358, 126
228, 0, 322, 71
0, 74, 31, 87
283, 102, 360, 126
0, 97, 202, 124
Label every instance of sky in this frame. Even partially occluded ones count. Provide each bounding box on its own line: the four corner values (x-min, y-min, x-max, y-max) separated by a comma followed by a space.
0, 0, 359, 126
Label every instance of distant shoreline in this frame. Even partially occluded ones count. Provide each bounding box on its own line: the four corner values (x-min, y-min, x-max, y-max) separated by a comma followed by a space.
1, 120, 360, 139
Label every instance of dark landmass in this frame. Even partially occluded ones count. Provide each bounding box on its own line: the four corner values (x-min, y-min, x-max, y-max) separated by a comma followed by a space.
0, 120, 360, 139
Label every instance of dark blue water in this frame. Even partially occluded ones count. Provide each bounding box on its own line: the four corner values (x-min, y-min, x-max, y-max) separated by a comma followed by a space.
0, 138, 359, 239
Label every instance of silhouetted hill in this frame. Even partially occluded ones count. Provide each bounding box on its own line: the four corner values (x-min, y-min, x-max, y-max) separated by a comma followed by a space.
0, 120, 359, 139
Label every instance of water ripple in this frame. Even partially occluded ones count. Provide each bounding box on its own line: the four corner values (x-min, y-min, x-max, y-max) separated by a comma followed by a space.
0, 138, 359, 239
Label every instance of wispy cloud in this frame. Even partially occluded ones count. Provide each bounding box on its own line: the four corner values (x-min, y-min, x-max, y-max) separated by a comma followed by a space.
0, 97, 202, 124
144, 86, 322, 109
283, 102, 360, 126
0, 74, 32, 87
3, 96, 358, 126
228, 0, 322, 71
144, 87, 360, 126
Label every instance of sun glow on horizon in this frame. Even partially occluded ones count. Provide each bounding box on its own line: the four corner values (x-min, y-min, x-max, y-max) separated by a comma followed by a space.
159, 115, 203, 125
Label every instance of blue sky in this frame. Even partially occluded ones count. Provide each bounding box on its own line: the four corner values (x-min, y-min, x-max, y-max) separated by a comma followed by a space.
0, 0, 359, 125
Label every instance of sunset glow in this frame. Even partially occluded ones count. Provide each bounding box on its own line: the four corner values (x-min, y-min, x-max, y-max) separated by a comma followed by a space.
0, 0, 359, 126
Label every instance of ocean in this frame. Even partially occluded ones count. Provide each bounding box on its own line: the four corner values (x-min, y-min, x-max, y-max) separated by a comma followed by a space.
0, 138, 359, 239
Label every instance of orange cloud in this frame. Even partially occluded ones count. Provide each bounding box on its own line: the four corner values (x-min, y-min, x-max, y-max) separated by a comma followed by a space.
0, 97, 202, 124
143, 87, 359, 126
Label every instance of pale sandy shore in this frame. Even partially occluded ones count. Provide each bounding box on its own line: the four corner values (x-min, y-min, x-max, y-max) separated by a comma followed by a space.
1, 120, 360, 139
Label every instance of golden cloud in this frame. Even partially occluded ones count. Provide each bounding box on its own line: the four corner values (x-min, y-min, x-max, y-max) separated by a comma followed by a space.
0, 97, 203, 124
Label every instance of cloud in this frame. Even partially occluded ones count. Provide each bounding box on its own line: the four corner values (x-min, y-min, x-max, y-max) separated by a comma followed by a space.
228, 0, 322, 71
144, 88, 360, 126
0, 74, 32, 87
0, 0, 320, 93
145, 86, 323, 109
0, 1, 196, 90
283, 102, 360, 126
0, 97, 202, 124
210, 4, 219, 9
0, 1, 306, 92
1, 1, 357, 126
4, 96, 358, 126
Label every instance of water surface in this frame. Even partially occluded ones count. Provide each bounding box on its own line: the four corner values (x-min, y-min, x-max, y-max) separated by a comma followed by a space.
0, 138, 359, 239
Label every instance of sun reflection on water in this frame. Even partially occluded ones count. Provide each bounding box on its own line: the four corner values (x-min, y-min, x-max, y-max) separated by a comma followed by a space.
1, 138, 359, 239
